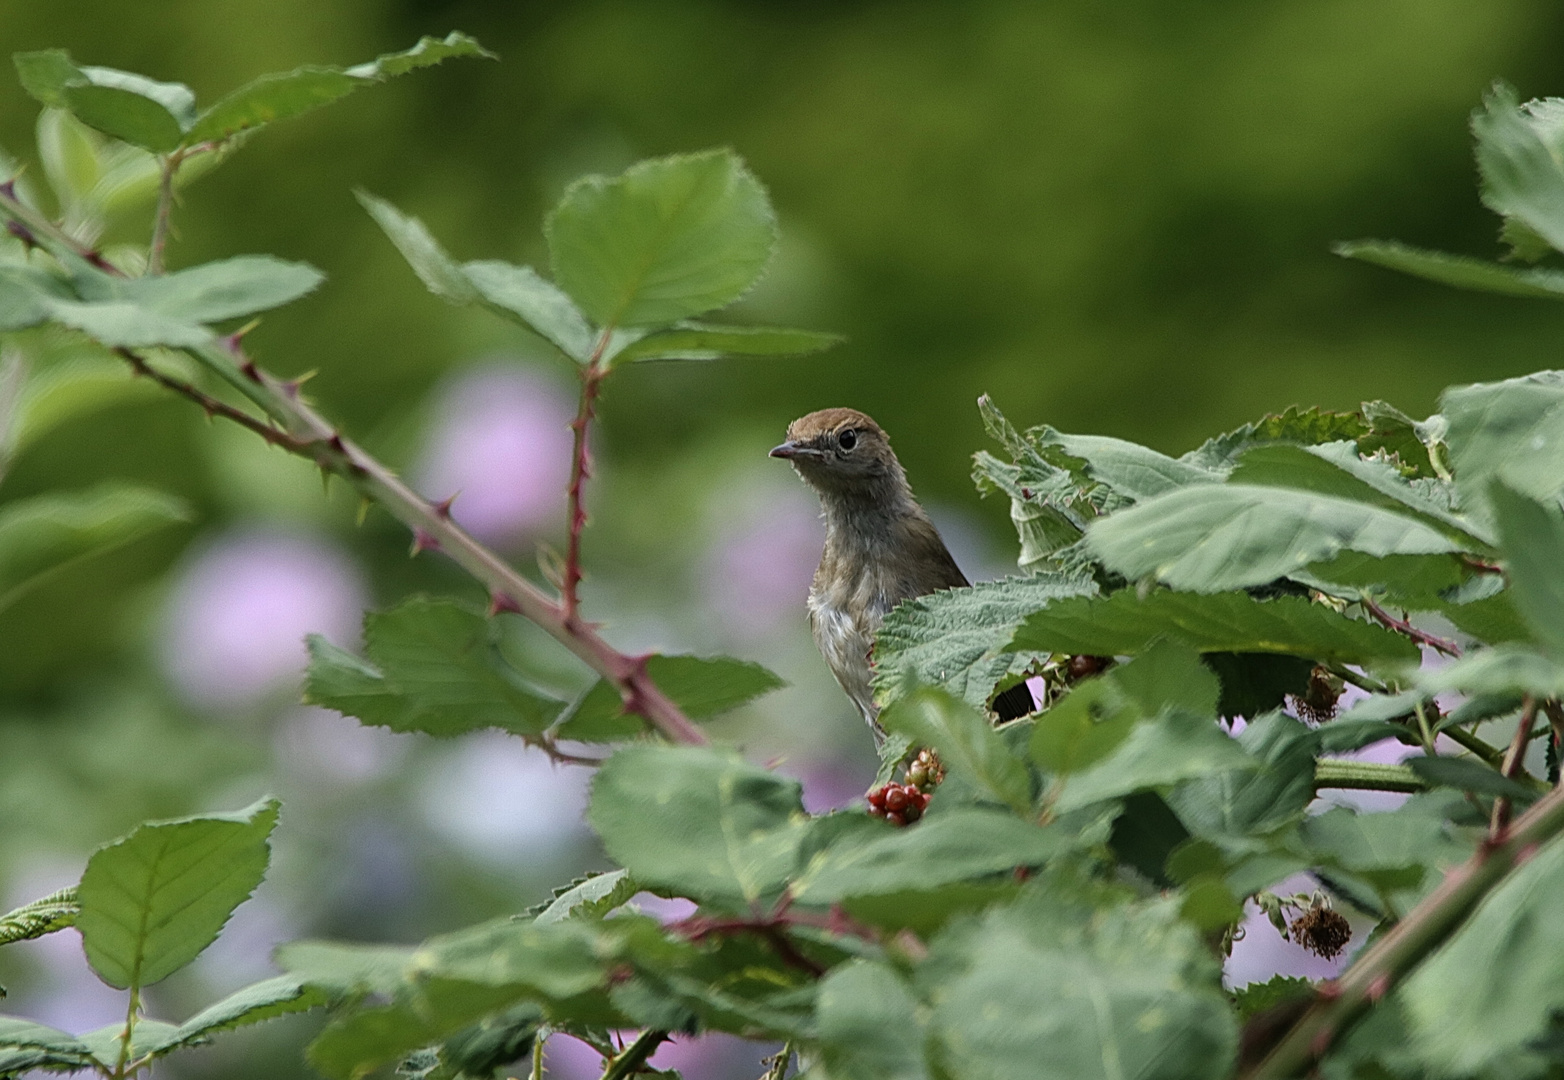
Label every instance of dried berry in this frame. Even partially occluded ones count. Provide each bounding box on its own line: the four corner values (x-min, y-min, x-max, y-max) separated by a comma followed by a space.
1068, 655, 1111, 681
1290, 906, 1352, 960
1292, 665, 1344, 724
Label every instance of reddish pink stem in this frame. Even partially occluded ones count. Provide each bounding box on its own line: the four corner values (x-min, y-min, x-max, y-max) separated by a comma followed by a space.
563, 351, 607, 624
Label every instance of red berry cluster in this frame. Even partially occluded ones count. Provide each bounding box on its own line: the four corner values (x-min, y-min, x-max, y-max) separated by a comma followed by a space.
866, 782, 930, 826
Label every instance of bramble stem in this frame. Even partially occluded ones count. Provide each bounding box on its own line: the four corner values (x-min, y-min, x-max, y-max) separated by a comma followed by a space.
1243, 773, 1564, 1078
598, 1029, 668, 1080
564, 337, 610, 623
1360, 596, 1461, 658
0, 185, 709, 747
1491, 695, 1537, 837
147, 151, 183, 275
1313, 759, 1422, 793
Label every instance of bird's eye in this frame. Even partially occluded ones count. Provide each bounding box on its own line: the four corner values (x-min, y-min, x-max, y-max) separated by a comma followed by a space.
838, 429, 858, 451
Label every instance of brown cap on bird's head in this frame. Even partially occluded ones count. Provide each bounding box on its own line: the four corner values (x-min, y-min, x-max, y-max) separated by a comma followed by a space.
770, 408, 905, 497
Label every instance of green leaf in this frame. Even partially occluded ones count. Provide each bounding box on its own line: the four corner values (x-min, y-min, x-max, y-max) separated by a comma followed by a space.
1229, 441, 1487, 548
154, 975, 326, 1055
546, 149, 777, 328
304, 597, 562, 738
1300, 803, 1468, 905
1166, 712, 1320, 839
531, 869, 638, 924
1442, 372, 1564, 521
879, 687, 1032, 815
792, 809, 1077, 904
1473, 85, 1564, 256
1030, 677, 1139, 776
101, 255, 324, 323
1232, 975, 1316, 1022
274, 940, 417, 997
460, 260, 595, 362
0, 1016, 91, 1057
1086, 483, 1461, 593
873, 572, 1098, 710
44, 298, 211, 348
1007, 590, 1418, 666
1334, 240, 1564, 299
1033, 428, 1223, 502
817, 961, 930, 1080
182, 33, 493, 146
356, 190, 477, 304
77, 796, 279, 990
0, 484, 190, 613
1402, 831, 1564, 1076
412, 917, 618, 1001
1051, 708, 1254, 815
307, 981, 524, 1080
0, 264, 73, 332
927, 884, 1236, 1080
0, 887, 78, 947
606, 322, 842, 364
1489, 481, 1564, 655
15, 51, 195, 151
553, 654, 783, 742
1181, 405, 1370, 472
1407, 756, 1536, 802
588, 744, 807, 908
1415, 642, 1564, 699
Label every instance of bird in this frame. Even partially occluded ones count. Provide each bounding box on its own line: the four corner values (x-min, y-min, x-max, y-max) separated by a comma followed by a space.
770, 407, 1034, 737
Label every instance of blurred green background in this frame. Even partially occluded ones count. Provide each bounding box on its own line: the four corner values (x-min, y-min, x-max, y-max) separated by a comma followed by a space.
3, 1, 1564, 1076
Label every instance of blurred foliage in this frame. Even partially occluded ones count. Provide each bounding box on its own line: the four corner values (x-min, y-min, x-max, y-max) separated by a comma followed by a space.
3, 3, 1564, 1077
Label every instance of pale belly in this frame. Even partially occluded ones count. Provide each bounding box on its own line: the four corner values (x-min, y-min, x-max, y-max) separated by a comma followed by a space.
807, 590, 883, 729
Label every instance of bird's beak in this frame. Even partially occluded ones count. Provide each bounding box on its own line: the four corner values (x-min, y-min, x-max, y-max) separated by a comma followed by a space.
769, 441, 820, 460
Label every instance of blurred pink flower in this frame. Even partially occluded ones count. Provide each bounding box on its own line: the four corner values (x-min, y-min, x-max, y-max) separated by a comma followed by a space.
417, 364, 574, 546
703, 482, 823, 637
162, 529, 366, 708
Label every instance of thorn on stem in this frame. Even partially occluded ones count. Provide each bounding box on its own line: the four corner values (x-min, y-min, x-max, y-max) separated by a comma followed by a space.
488, 591, 522, 617
1366, 973, 1390, 1003
432, 493, 458, 520
409, 528, 440, 557
327, 434, 346, 454
239, 359, 261, 382
5, 220, 38, 251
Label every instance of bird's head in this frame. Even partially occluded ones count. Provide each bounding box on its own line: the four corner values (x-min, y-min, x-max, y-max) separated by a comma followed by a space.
770, 407, 906, 499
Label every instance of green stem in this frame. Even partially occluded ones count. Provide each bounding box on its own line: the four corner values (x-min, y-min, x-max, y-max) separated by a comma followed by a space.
531, 1027, 546, 1080
1313, 759, 1423, 793
1243, 774, 1564, 1078
598, 1029, 668, 1080
147, 151, 183, 275
112, 986, 140, 1079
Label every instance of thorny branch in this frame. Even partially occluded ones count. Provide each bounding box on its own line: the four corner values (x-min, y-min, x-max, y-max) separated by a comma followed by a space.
564, 337, 611, 624
596, 1028, 670, 1080
0, 185, 709, 748
1491, 695, 1539, 837
1360, 596, 1462, 658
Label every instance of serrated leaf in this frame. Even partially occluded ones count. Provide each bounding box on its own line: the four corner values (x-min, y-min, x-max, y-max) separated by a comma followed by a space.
1474, 85, 1564, 256
304, 597, 562, 738
152, 975, 326, 1055
1402, 830, 1564, 1077
1166, 712, 1320, 840
1489, 481, 1564, 655
553, 654, 783, 742
77, 796, 278, 990
1335, 240, 1564, 299
356, 191, 477, 303
1415, 642, 1564, 699
1085, 483, 1461, 593
0, 483, 190, 613
1181, 405, 1369, 472
1232, 975, 1316, 1022
308, 980, 525, 1080
1007, 589, 1418, 666
44, 298, 211, 348
0, 1016, 90, 1057
531, 869, 637, 924
0, 887, 79, 947
1407, 756, 1536, 802
588, 745, 807, 908
817, 961, 930, 1080
1443, 371, 1564, 522
275, 940, 417, 997
1230, 441, 1488, 548
792, 809, 1076, 905
15, 51, 194, 151
1051, 708, 1254, 815
96, 255, 325, 323
0, 263, 73, 332
460, 259, 594, 362
546, 149, 776, 328
180, 33, 491, 146
606, 322, 842, 364
873, 572, 1098, 710
927, 884, 1236, 1080
880, 687, 1032, 815
411, 918, 616, 1001
1034, 428, 1223, 502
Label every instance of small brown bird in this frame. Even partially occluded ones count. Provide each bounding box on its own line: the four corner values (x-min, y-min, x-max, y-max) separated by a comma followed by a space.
771, 407, 1032, 736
